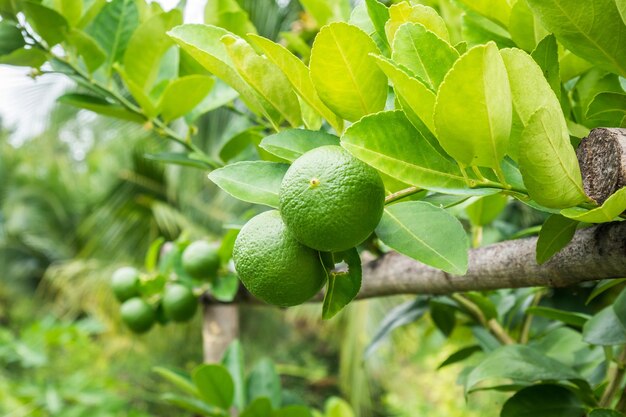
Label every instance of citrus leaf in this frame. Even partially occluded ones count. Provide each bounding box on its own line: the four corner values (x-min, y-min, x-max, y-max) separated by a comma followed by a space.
434, 42, 512, 169
260, 129, 339, 162
310, 22, 387, 122
208, 161, 289, 208
157, 75, 215, 122
508, 0, 547, 52
438, 345, 481, 369
211, 273, 239, 302
465, 194, 508, 226
583, 306, 626, 345
561, 187, 626, 222
161, 393, 227, 416
65, 28, 106, 72
221, 340, 245, 410
22, 2, 68, 46
586, 92, 626, 120
272, 406, 313, 417
587, 279, 626, 305
143, 152, 214, 169
153, 366, 199, 397
536, 214, 578, 264
376, 201, 469, 274
247, 359, 281, 409
364, 0, 390, 47
248, 34, 343, 133
342, 111, 483, 195
192, 364, 234, 410
456, 0, 511, 28
57, 93, 145, 122
391, 22, 458, 90
500, 385, 584, 417
531, 34, 560, 99
241, 397, 272, 417
385, 2, 449, 44
299, 0, 349, 26
221, 35, 302, 128
204, 0, 256, 38
527, 0, 626, 77
519, 106, 587, 208
324, 398, 354, 417
0, 47, 47, 67
0, 21, 24, 54
322, 248, 362, 320
590, 409, 626, 417
612, 288, 626, 332
51, 0, 82, 27
526, 306, 590, 328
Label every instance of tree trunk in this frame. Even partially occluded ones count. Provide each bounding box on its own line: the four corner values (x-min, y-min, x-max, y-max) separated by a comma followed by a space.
202, 303, 239, 363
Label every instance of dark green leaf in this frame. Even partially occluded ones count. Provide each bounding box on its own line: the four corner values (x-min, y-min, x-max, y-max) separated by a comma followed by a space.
221, 340, 245, 410
583, 306, 626, 345
613, 288, 626, 331
208, 161, 289, 208
219, 128, 265, 164
526, 306, 589, 328
536, 214, 578, 264
364, 0, 390, 48
587, 279, 626, 305
161, 393, 227, 416
589, 410, 626, 417
438, 345, 482, 369
429, 299, 456, 336
241, 397, 273, 417
0, 21, 24, 55
65, 28, 106, 72
260, 129, 339, 163
322, 248, 362, 320
501, 385, 584, 417
0, 47, 47, 66
193, 364, 234, 410
57, 93, 145, 122
272, 405, 312, 417
463, 293, 498, 321
531, 34, 560, 100
22, 2, 68, 46
586, 92, 626, 121
153, 366, 199, 397
143, 152, 214, 170
247, 359, 281, 409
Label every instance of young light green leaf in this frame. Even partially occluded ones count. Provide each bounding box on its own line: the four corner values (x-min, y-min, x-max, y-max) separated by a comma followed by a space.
324, 398, 354, 417
519, 106, 587, 208
78, 0, 106, 29
527, 0, 626, 77
161, 393, 227, 416
531, 34, 560, 99
87, 0, 139, 74
536, 214, 578, 264
123, 10, 182, 90
500, 385, 584, 417
371, 54, 436, 134
208, 161, 289, 208
247, 359, 281, 409
157, 75, 215, 122
526, 306, 589, 328
115, 65, 157, 116
583, 306, 626, 345
508, 0, 548, 52
185, 79, 239, 122
385, 2, 449, 45
465, 194, 508, 226
248, 34, 343, 133
341, 111, 479, 195
204, 0, 256, 38
153, 366, 199, 397
240, 397, 272, 417
299, 0, 350, 26
22, 2, 68, 46
0, 47, 47, 67
167, 24, 269, 119
192, 364, 234, 410
0, 21, 25, 55
65, 29, 106, 72
52, 0, 82, 27
364, 0, 390, 47
561, 187, 626, 223
57, 93, 144, 122
456, 0, 511, 28
310, 22, 387, 122
376, 201, 469, 274
434, 42, 512, 169
322, 248, 362, 320
260, 129, 339, 162
221, 35, 302, 128
391, 23, 459, 91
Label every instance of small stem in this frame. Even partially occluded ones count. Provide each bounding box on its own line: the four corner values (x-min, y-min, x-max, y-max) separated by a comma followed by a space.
384, 186, 422, 205
471, 226, 483, 248
452, 294, 513, 345
519, 290, 543, 344
601, 347, 626, 408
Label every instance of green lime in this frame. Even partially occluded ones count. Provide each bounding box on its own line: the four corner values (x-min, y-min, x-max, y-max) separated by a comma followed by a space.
279, 145, 385, 252
233, 210, 327, 307
162, 284, 197, 322
120, 298, 155, 334
181, 240, 220, 280
111, 266, 140, 302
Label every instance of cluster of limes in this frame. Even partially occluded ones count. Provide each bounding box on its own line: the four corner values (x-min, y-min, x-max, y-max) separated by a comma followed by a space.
233, 145, 385, 307
111, 240, 221, 334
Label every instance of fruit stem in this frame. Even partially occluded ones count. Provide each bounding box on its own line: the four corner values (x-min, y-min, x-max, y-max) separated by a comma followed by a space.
384, 186, 423, 205
451, 294, 514, 345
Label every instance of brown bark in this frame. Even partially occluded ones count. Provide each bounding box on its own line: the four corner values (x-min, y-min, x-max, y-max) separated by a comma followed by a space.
577, 128, 626, 204
201, 303, 239, 363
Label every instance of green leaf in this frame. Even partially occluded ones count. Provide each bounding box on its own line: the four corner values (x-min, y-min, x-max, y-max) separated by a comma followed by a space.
162, 393, 227, 416
527, 306, 590, 328
87, 0, 139, 75
613, 288, 626, 332
586, 92, 626, 120
364, 0, 390, 47
167, 24, 267, 117
508, 0, 548, 52
248, 34, 343, 133
0, 47, 47, 67
143, 152, 214, 170
341, 111, 479, 195
212, 273, 239, 302
501, 47, 563, 161
221, 35, 302, 128
527, 0, 626, 77
57, 93, 145, 122
204, 0, 257, 38
322, 248, 362, 320
590, 410, 626, 417
434, 42, 512, 169
221, 340, 245, 410
157, 75, 215, 122
208, 161, 289, 208
241, 397, 273, 417
376, 201, 469, 274
259, 129, 339, 162
457, 0, 511, 27
461, 12, 515, 49
144, 237, 165, 271
536, 214, 578, 264
561, 187, 626, 222
310, 22, 387, 122
52, 0, 82, 27
531, 34, 561, 100
185, 80, 239, 122
465, 345, 585, 394
429, 299, 457, 336
465, 194, 508, 226
193, 364, 234, 410
272, 406, 313, 417
65, 29, 106, 72
247, 359, 281, 409
78, 0, 106, 29
500, 385, 584, 417
519, 106, 587, 208
299, 0, 350, 26
325, 397, 354, 417
219, 127, 265, 163
463, 292, 498, 320
438, 345, 482, 369
385, 2, 449, 44
22, 2, 68, 46
153, 366, 199, 397
123, 10, 182, 90
587, 279, 626, 304
529, 327, 594, 368
0, 21, 24, 55
582, 306, 626, 345
364, 297, 429, 359
391, 22, 459, 91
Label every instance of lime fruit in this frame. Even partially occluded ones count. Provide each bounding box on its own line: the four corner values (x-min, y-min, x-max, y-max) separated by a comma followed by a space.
279, 145, 385, 252
162, 284, 197, 322
111, 266, 140, 302
181, 240, 220, 280
233, 210, 327, 307
120, 298, 155, 333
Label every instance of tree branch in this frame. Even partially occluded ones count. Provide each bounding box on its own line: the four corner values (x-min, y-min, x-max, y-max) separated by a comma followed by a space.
357, 222, 626, 298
